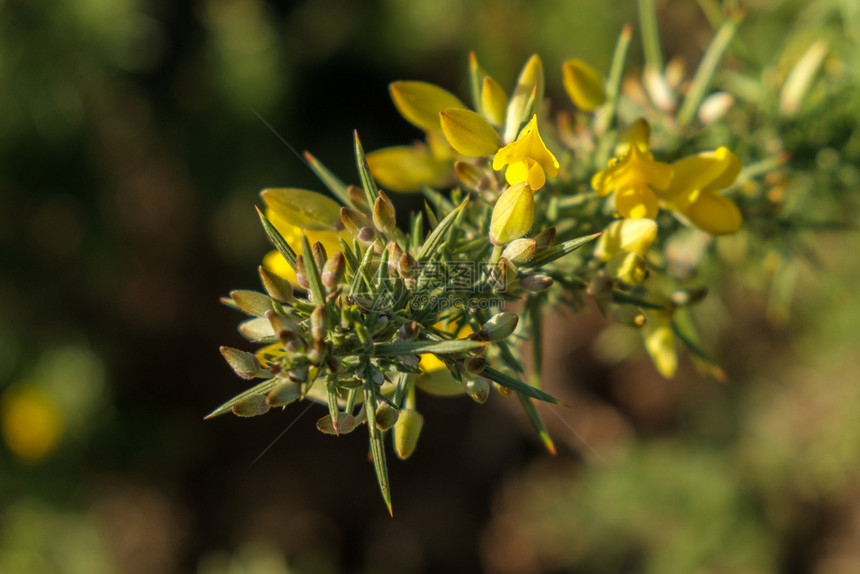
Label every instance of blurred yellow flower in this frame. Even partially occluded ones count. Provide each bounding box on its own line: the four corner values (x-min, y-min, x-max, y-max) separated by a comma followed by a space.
592, 144, 673, 219
662, 146, 743, 235
1, 386, 63, 463
562, 59, 606, 111
492, 116, 559, 191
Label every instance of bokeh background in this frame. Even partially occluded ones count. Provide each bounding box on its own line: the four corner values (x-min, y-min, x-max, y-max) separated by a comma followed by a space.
2, 0, 859, 572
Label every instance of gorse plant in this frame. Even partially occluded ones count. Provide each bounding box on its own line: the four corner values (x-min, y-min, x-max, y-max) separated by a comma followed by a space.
206, 3, 826, 513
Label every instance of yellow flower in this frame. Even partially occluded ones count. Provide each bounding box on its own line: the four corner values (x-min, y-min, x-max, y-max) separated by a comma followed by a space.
592, 144, 673, 219
489, 182, 535, 246
492, 115, 559, 191
662, 146, 743, 235
562, 59, 606, 111
1, 386, 63, 463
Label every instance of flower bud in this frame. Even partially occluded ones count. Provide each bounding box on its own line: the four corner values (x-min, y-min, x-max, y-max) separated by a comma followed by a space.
398, 251, 418, 278
310, 306, 328, 342
698, 91, 734, 124
519, 274, 554, 292
321, 252, 345, 292
288, 363, 309, 383
341, 206, 372, 236
258, 266, 293, 302
643, 66, 676, 113
454, 160, 485, 190
605, 251, 648, 285
311, 242, 327, 271
397, 321, 419, 341
295, 255, 310, 289
386, 241, 404, 276
501, 238, 537, 265
439, 108, 500, 157
357, 226, 377, 245
393, 409, 424, 460
232, 394, 270, 417
307, 339, 330, 365
480, 312, 519, 341
230, 290, 274, 317
481, 75, 508, 127
562, 59, 606, 111
347, 185, 369, 211
266, 381, 302, 408
533, 226, 556, 252
316, 413, 357, 435
594, 218, 658, 260
465, 377, 491, 404
375, 404, 400, 431
373, 190, 396, 233
490, 257, 517, 292
219, 346, 261, 379
463, 356, 486, 375
671, 286, 708, 307
279, 330, 307, 354
490, 182, 534, 245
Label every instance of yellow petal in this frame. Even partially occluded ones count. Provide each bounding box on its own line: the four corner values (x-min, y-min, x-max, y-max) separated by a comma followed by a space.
682, 190, 743, 235
663, 147, 740, 205
562, 59, 606, 111
594, 218, 658, 260
643, 317, 677, 378
367, 145, 452, 192
389, 81, 465, 132
481, 76, 508, 127
503, 54, 544, 143
493, 116, 558, 186
261, 188, 342, 231
439, 108, 500, 157
489, 182, 535, 245
616, 185, 659, 219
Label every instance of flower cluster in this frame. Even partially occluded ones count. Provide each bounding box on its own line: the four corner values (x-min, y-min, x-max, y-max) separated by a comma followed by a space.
210, 19, 783, 511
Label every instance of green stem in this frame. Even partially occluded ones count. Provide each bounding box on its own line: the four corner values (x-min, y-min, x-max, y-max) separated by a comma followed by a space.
638, 0, 664, 71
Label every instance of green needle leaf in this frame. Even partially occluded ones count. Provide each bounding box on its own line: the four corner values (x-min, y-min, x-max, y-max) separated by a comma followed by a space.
482, 367, 565, 405
256, 207, 297, 271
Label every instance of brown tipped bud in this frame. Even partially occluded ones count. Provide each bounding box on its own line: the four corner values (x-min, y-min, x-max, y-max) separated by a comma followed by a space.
463, 356, 486, 375
501, 238, 537, 265
397, 321, 419, 341
614, 304, 646, 327
219, 346, 261, 379
372, 315, 389, 335
372, 190, 396, 233
357, 226, 377, 244
341, 206, 372, 236
386, 241, 404, 275
258, 266, 293, 302
266, 381, 302, 408
310, 306, 328, 342
465, 377, 491, 404
480, 312, 519, 341
288, 363, 309, 383
398, 251, 418, 278
671, 286, 708, 307
393, 409, 424, 460
311, 242, 327, 271
490, 257, 517, 292
232, 394, 270, 417
454, 160, 484, 189
265, 310, 301, 347
347, 185, 369, 211
321, 252, 345, 291
279, 330, 307, 354
295, 255, 310, 289
375, 404, 399, 431
307, 339, 330, 364
519, 273, 554, 292
533, 226, 557, 251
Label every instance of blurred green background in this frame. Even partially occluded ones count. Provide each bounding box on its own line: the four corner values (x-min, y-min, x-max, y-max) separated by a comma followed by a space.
2, 0, 859, 572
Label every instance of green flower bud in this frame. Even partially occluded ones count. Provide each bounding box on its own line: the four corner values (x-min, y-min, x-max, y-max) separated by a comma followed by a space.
230, 290, 274, 317
295, 255, 310, 289
398, 251, 418, 278
393, 409, 424, 460
310, 306, 328, 342
386, 241, 404, 276
375, 404, 400, 431
321, 252, 345, 292
288, 363, 309, 383
519, 273, 554, 292
232, 394, 270, 417
533, 226, 557, 252
316, 413, 357, 435
219, 346, 261, 379
341, 206, 372, 236
490, 257, 517, 292
480, 312, 519, 341
258, 266, 293, 302
463, 356, 486, 375
454, 160, 485, 190
465, 377, 490, 404
372, 190, 396, 233
501, 238, 537, 265
347, 185, 369, 211
357, 226, 377, 244
311, 242, 327, 271
307, 339, 330, 365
